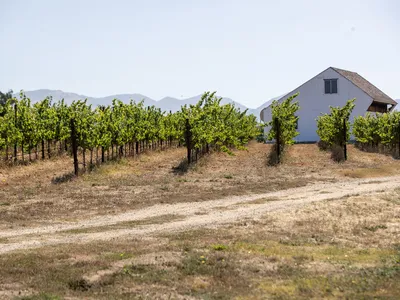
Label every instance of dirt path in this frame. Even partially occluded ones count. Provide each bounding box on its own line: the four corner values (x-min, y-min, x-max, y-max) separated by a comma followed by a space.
1, 176, 399, 254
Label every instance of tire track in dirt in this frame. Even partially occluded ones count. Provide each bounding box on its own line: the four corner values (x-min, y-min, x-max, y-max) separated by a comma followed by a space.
1, 176, 399, 254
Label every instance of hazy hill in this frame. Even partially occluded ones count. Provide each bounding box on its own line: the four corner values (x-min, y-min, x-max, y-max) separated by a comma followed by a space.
12, 90, 157, 107
13, 89, 397, 118
247, 95, 284, 117
13, 89, 88, 105
13, 89, 275, 119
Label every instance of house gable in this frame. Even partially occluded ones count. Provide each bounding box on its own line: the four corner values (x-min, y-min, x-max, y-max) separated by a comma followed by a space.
260, 67, 397, 122
260, 67, 379, 141
260, 67, 332, 120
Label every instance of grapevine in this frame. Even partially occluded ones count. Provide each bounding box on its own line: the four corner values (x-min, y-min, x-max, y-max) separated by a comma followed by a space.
266, 93, 300, 164
316, 99, 355, 161
0, 91, 258, 174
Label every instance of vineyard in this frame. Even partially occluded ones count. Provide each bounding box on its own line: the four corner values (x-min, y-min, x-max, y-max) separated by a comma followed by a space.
0, 91, 258, 175
266, 93, 299, 164
1, 93, 400, 300
353, 111, 400, 156
3, 89, 400, 173
265, 95, 400, 163
316, 99, 355, 161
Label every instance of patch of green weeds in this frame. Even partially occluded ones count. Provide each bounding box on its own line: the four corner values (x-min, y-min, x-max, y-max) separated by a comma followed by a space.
212, 244, 228, 251
364, 224, 387, 232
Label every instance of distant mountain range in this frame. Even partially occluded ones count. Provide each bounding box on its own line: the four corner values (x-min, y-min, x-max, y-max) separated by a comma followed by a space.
12, 89, 399, 118
13, 89, 281, 119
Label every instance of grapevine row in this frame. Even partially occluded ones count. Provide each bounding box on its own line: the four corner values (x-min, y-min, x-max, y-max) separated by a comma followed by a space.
266, 93, 300, 164
181, 92, 259, 163
264, 95, 356, 163
353, 111, 400, 156
316, 99, 355, 161
0, 91, 258, 175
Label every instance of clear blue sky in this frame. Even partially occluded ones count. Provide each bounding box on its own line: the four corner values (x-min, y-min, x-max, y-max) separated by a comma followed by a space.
1, 0, 399, 108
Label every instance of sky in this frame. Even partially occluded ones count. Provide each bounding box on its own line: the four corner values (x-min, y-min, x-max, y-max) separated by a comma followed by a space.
0, 0, 399, 108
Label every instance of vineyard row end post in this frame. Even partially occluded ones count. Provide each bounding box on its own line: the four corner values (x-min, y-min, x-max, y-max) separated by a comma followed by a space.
398, 121, 400, 158
14, 103, 17, 163
274, 117, 281, 164
343, 118, 347, 161
70, 118, 79, 176
185, 118, 192, 164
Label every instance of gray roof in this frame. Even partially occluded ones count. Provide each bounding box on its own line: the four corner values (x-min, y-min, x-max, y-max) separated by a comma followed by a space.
332, 67, 397, 105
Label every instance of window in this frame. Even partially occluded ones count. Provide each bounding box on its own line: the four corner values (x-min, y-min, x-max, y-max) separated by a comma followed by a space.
324, 79, 338, 94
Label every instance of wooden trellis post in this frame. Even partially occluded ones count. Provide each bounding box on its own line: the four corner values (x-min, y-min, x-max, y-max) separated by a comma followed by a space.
70, 118, 79, 176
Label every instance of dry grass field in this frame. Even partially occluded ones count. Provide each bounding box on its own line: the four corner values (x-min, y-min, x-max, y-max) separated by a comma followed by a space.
1, 142, 398, 229
0, 142, 399, 299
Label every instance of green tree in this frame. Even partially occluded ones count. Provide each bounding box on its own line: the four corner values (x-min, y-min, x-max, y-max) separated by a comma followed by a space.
0, 90, 13, 105
0, 90, 14, 116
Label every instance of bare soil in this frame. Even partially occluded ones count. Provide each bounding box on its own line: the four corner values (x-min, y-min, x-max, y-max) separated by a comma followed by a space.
0, 185, 399, 299
1, 174, 399, 255
1, 142, 399, 230
1, 143, 400, 299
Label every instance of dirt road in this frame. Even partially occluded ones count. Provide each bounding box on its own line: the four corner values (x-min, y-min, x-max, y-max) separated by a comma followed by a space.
1, 176, 399, 254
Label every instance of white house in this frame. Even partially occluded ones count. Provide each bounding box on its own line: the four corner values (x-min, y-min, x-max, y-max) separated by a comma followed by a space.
260, 67, 397, 142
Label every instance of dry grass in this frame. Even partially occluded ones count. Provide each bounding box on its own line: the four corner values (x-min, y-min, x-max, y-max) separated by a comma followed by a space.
63, 214, 186, 234
1, 190, 399, 299
0, 238, 161, 299
0, 143, 398, 299
339, 166, 398, 178
1, 142, 400, 231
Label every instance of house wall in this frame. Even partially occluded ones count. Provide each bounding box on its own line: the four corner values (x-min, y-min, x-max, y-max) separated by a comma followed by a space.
261, 68, 373, 142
